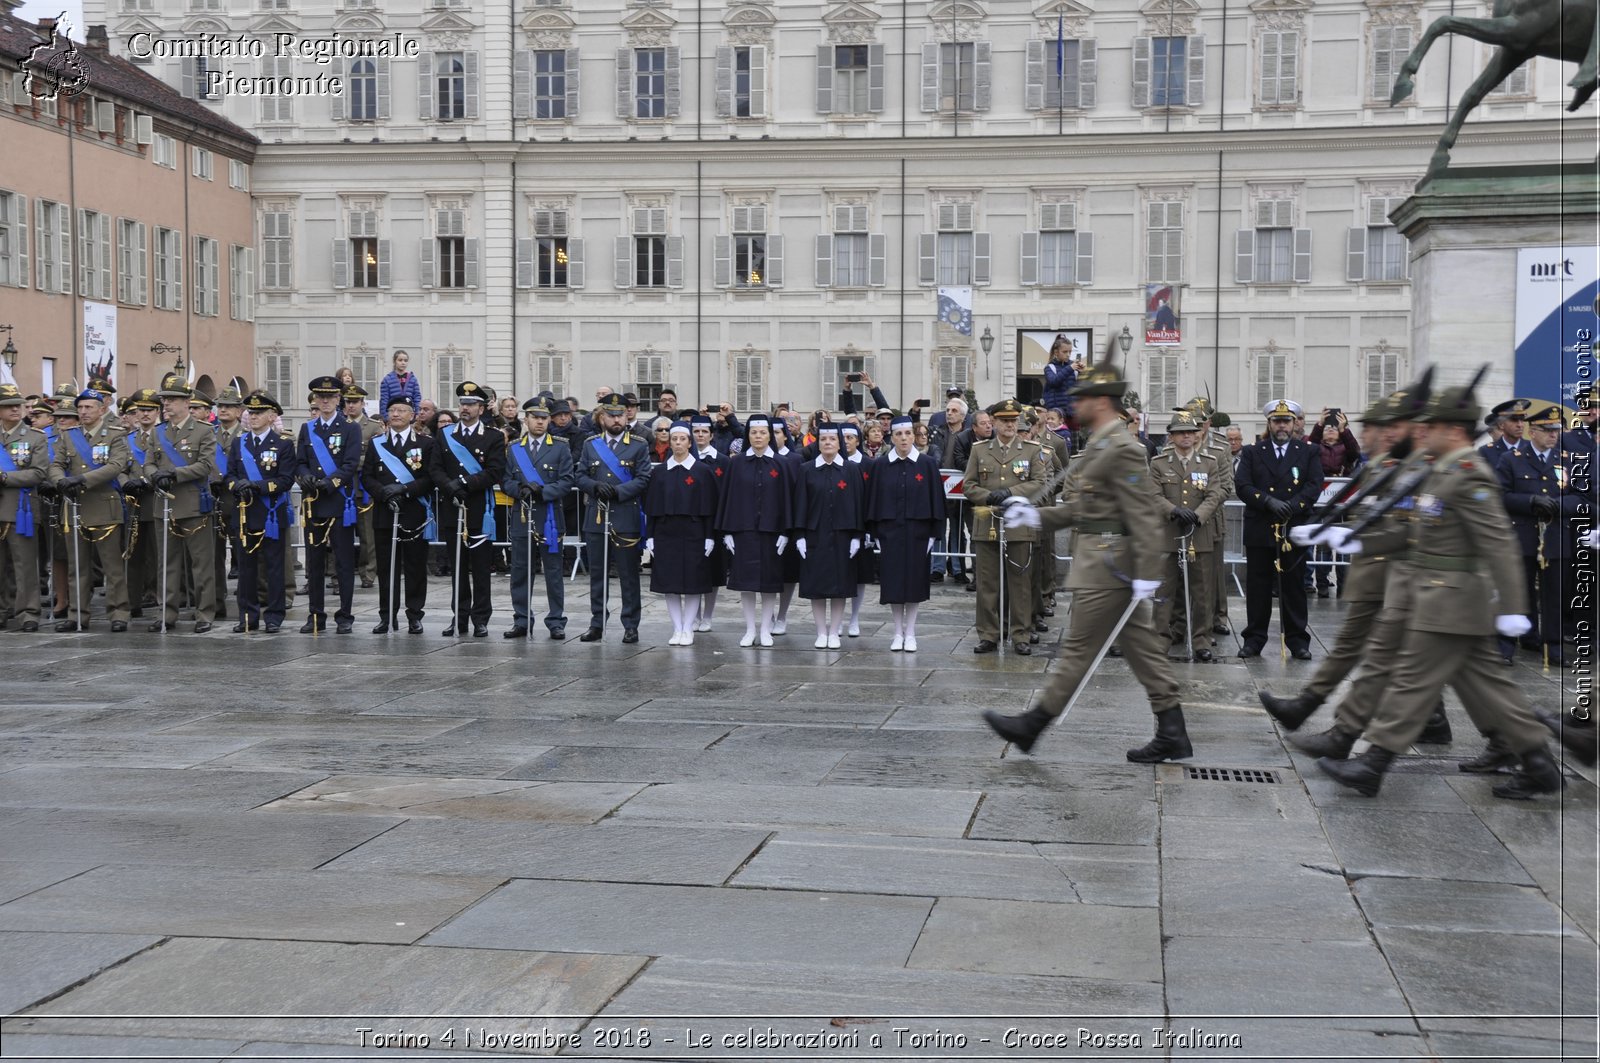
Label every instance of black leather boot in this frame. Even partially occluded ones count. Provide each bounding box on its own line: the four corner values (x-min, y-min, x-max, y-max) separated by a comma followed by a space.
1291, 725, 1359, 759
1126, 707, 1193, 763
1259, 689, 1323, 731
1318, 744, 1395, 797
1492, 746, 1566, 800
982, 706, 1055, 754
1458, 735, 1518, 773
1536, 708, 1599, 767
1417, 704, 1453, 744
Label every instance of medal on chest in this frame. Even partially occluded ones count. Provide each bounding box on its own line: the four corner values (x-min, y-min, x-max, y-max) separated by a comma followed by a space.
9, 441, 29, 463
405, 448, 422, 471
1189, 470, 1209, 490
262, 448, 278, 470
329, 433, 343, 455
1417, 493, 1445, 519
92, 444, 109, 464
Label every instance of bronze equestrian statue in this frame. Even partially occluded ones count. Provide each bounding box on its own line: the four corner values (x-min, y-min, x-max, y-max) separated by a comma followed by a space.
1390, 0, 1597, 176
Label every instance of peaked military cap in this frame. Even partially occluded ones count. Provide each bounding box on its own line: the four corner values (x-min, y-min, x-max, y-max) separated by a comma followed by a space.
1263, 398, 1302, 420
1526, 403, 1564, 428
1420, 364, 1488, 425
522, 396, 552, 416
342, 384, 368, 402
1166, 410, 1202, 434
189, 391, 215, 410
87, 376, 115, 396
455, 380, 487, 404
987, 398, 1024, 419
243, 389, 282, 415
1210, 410, 1231, 427
130, 388, 162, 410
51, 402, 78, 421
1490, 398, 1531, 419
1181, 395, 1215, 420
308, 375, 343, 396
75, 389, 103, 405
386, 393, 415, 410
0, 383, 27, 407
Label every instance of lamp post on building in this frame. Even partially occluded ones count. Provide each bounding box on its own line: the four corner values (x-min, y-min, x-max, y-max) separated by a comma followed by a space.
1118, 324, 1134, 356
980, 325, 994, 380
151, 342, 185, 379
0, 326, 17, 386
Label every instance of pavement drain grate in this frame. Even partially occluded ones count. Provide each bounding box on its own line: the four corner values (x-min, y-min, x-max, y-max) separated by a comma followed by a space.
1182, 766, 1281, 784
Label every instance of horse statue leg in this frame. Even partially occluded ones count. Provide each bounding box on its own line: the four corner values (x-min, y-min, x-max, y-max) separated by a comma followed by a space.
1427, 48, 1524, 177
1567, 3, 1599, 111
1392, 10, 1525, 106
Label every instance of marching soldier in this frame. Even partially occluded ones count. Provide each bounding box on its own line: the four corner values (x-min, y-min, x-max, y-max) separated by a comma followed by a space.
361, 395, 434, 635
122, 389, 163, 618
295, 375, 363, 635
342, 384, 383, 589
983, 357, 1188, 761
1150, 409, 1227, 660
1317, 371, 1564, 800
49, 389, 133, 631
146, 373, 219, 633
500, 397, 575, 640
225, 390, 296, 633
575, 394, 652, 643
963, 399, 1049, 655
429, 381, 506, 638
210, 387, 245, 617
1496, 403, 1582, 667
0, 383, 50, 631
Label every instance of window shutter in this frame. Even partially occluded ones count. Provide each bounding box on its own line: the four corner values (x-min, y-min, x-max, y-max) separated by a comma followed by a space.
972, 231, 991, 286
375, 57, 390, 118
665, 47, 682, 116
615, 49, 632, 118
1187, 35, 1206, 106
242, 246, 254, 319
1292, 227, 1312, 283
713, 234, 732, 287
815, 45, 833, 113
567, 237, 584, 288
463, 51, 480, 119
1278, 32, 1298, 103
1076, 231, 1094, 286
665, 235, 684, 287
765, 233, 783, 287
1079, 39, 1098, 108
57, 203, 72, 295
749, 45, 767, 117
13, 194, 26, 288
1233, 229, 1253, 284
821, 355, 838, 407
917, 232, 936, 286
565, 48, 581, 115
33, 199, 45, 291
1132, 36, 1151, 108
97, 212, 111, 299
373, 239, 389, 288
868, 44, 886, 112
331, 70, 347, 120
1025, 39, 1045, 111
515, 237, 534, 288
513, 49, 531, 119
869, 233, 887, 287
180, 57, 195, 99
920, 42, 939, 112
1345, 227, 1367, 282
1368, 197, 1397, 226
417, 52, 434, 120
815, 234, 833, 287
463, 237, 479, 287
78, 208, 91, 295
973, 40, 992, 111
168, 223, 181, 307
1020, 231, 1039, 286
715, 46, 733, 117
614, 234, 632, 288
95, 99, 114, 132
135, 222, 146, 303
1259, 31, 1279, 102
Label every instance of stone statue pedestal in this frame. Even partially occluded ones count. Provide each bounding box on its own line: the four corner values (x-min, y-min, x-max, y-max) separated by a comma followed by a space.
1392, 163, 1600, 394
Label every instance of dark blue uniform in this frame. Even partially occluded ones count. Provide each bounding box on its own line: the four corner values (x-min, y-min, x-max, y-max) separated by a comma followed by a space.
361, 428, 435, 630
295, 413, 363, 628
644, 455, 719, 595
501, 431, 575, 635
794, 456, 866, 600
227, 430, 297, 629
1498, 444, 1589, 660
575, 428, 653, 635
1233, 437, 1325, 655
867, 448, 947, 604
429, 419, 507, 633
716, 447, 793, 593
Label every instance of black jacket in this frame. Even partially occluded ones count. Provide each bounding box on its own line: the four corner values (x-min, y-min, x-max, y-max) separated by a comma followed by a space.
1233, 437, 1325, 550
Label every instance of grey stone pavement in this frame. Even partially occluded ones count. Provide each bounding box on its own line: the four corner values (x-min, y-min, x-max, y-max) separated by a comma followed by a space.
0, 568, 1596, 1061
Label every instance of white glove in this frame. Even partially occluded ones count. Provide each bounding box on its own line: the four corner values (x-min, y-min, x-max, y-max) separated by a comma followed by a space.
644, 538, 654, 554
927, 537, 937, 554
1324, 527, 1362, 554
1583, 528, 1600, 549
849, 538, 860, 558
1312, 525, 1346, 547
796, 538, 808, 559
1003, 502, 1042, 530
1289, 524, 1322, 548
704, 538, 715, 556
1496, 614, 1532, 638
776, 534, 789, 555
1131, 579, 1161, 601
723, 534, 735, 555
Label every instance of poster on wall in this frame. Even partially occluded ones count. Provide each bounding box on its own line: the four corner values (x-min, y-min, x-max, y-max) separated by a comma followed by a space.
1144, 284, 1181, 346
82, 301, 118, 389
1515, 246, 1598, 407
1017, 328, 1093, 377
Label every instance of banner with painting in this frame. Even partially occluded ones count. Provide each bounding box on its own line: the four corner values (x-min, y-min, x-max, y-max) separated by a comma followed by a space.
83, 301, 117, 390
1144, 284, 1181, 346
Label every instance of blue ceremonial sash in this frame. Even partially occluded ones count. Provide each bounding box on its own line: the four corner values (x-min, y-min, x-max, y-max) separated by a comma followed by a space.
509, 439, 560, 554
67, 428, 103, 471
127, 433, 147, 466
591, 436, 644, 538
306, 424, 357, 527
441, 424, 496, 541
43, 427, 56, 462
373, 440, 437, 541
0, 442, 34, 537
237, 438, 287, 540
157, 425, 213, 514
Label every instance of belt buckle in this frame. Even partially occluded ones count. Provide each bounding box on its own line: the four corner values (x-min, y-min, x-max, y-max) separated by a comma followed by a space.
1099, 531, 1120, 542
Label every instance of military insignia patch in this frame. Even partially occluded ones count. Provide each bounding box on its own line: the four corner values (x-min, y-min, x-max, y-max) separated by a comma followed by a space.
92, 444, 109, 464
329, 434, 343, 454
1418, 494, 1445, 518
261, 450, 278, 470
10, 442, 29, 462
1190, 471, 1209, 489
405, 448, 422, 470
1471, 487, 1491, 502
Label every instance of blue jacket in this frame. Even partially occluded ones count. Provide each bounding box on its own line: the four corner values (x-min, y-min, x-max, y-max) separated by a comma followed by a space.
575, 430, 653, 537
379, 370, 423, 413
1498, 445, 1588, 560
1041, 360, 1077, 415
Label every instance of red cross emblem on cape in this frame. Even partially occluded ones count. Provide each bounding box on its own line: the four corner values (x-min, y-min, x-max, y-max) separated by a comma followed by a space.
769, 469, 779, 478
837, 480, 847, 490
915, 473, 924, 481
684, 476, 694, 485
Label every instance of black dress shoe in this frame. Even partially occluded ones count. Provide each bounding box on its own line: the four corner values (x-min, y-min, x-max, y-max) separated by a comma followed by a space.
441, 624, 457, 637
407, 621, 424, 634
1107, 644, 1123, 658
147, 620, 167, 632
1212, 623, 1230, 635
20, 620, 38, 632
110, 620, 127, 633
1041, 607, 1055, 617
579, 627, 603, 642
299, 619, 324, 634
372, 621, 391, 634
964, 581, 976, 592
335, 620, 353, 635
929, 572, 944, 583
232, 620, 254, 633
621, 628, 639, 644
503, 626, 529, 639
473, 625, 488, 638
1237, 644, 1262, 659
360, 578, 375, 589
1491, 747, 1565, 800
54, 620, 79, 633
983, 706, 1054, 753
550, 629, 565, 640
1260, 690, 1323, 731
1319, 745, 1395, 796
1028, 632, 1040, 644
194, 621, 213, 634
1032, 620, 1050, 633
973, 639, 997, 654
1290, 646, 1313, 661
1014, 641, 1032, 655
1194, 648, 1214, 662
264, 623, 281, 633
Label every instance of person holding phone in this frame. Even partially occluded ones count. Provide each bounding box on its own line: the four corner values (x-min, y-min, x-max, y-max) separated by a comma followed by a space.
1041, 335, 1079, 425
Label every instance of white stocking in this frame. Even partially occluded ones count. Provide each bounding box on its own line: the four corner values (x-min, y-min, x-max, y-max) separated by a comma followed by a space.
904, 602, 921, 640
812, 599, 828, 638
851, 585, 866, 627
665, 595, 684, 635
890, 603, 905, 639
699, 590, 718, 623
829, 598, 847, 635
760, 592, 778, 637
741, 591, 759, 638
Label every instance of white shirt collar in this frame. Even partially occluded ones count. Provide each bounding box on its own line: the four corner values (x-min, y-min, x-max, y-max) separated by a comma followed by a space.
318, 415, 337, 428
697, 445, 718, 458
254, 430, 271, 445
886, 446, 921, 463
846, 451, 863, 463
392, 429, 411, 446
745, 446, 773, 459
666, 454, 696, 471
813, 454, 843, 468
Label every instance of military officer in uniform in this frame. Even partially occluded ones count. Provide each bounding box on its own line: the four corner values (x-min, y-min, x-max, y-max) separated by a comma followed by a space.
361, 395, 434, 634
50, 389, 133, 631
295, 375, 364, 634
1317, 372, 1564, 800
575, 394, 653, 643
429, 381, 507, 637
146, 372, 218, 632
1234, 399, 1325, 658
1026, 407, 1069, 634
342, 384, 383, 589
1485, 398, 1532, 464
1497, 403, 1581, 666
0, 383, 50, 631
501, 397, 576, 640
122, 388, 163, 617
225, 391, 297, 632
984, 358, 1188, 761
1149, 409, 1227, 660
963, 399, 1049, 655
211, 386, 245, 614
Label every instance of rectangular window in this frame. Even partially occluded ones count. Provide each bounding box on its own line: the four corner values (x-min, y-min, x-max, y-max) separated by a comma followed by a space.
35, 199, 68, 295
939, 42, 975, 111
634, 236, 666, 287
1365, 351, 1402, 405
937, 352, 971, 398
0, 191, 20, 288
1258, 30, 1298, 105
1254, 350, 1288, 411
229, 159, 248, 190
348, 57, 379, 120
261, 349, 295, 403
1253, 227, 1293, 283
434, 351, 466, 409
1370, 25, 1413, 100
436, 236, 465, 288
1152, 36, 1187, 106
1146, 201, 1184, 283
635, 48, 666, 119
534, 208, 569, 289
733, 235, 765, 287
1044, 39, 1081, 107
733, 352, 766, 413
262, 209, 292, 289
834, 234, 869, 287
118, 218, 147, 305
191, 146, 213, 180
152, 133, 176, 168
351, 237, 379, 288
435, 52, 465, 120
154, 226, 182, 309
77, 209, 110, 299
631, 352, 667, 407
192, 235, 218, 316
259, 55, 291, 121
733, 46, 754, 117
1039, 230, 1077, 287
533, 351, 566, 397
229, 244, 253, 321
835, 45, 869, 114
1357, 197, 1407, 282
534, 49, 566, 119
1146, 352, 1181, 415
936, 232, 972, 286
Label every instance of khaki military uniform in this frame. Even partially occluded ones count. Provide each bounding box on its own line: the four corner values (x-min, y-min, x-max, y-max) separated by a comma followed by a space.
1203, 429, 1235, 628
125, 424, 161, 612
49, 421, 133, 626
211, 421, 242, 618
351, 413, 383, 583
1030, 433, 1068, 624
1355, 446, 1548, 753
963, 434, 1048, 646
146, 415, 218, 626
1149, 444, 1227, 654
0, 422, 51, 625
1035, 419, 1181, 716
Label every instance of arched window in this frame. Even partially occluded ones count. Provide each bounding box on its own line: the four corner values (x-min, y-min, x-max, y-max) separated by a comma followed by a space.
350, 58, 377, 120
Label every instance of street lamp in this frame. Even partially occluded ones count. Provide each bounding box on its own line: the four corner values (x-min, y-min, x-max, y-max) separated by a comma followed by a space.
979, 326, 994, 355
150, 342, 185, 377
0, 325, 15, 373
1118, 324, 1133, 355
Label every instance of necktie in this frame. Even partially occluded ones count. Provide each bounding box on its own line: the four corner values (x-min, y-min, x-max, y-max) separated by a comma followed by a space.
392, 434, 401, 449
1276, 446, 1285, 461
